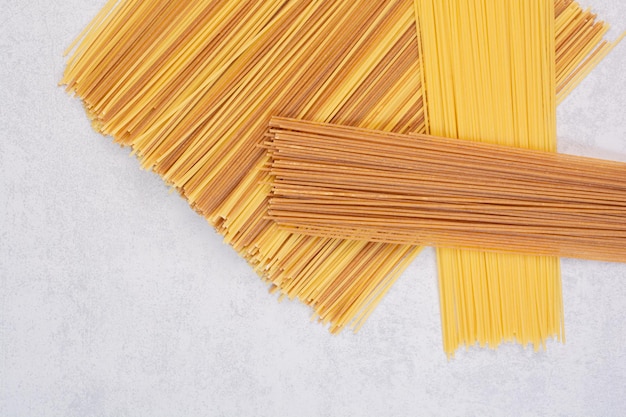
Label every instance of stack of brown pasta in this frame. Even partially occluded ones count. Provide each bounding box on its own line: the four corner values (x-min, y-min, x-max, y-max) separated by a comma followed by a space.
62, 0, 623, 355
267, 117, 626, 263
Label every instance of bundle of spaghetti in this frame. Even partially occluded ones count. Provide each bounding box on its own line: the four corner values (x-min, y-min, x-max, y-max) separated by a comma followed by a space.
63, 0, 427, 333
267, 118, 626, 263
413, 0, 563, 355
61, 0, 620, 338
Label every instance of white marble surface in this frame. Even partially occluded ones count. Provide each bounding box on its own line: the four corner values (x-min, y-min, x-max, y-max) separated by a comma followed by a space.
1, 1, 625, 416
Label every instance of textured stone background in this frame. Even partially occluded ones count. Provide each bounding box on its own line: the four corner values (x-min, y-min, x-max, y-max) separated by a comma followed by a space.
1, 1, 625, 416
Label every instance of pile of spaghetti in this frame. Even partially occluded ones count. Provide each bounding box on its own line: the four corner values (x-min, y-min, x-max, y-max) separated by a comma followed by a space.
62, 0, 624, 356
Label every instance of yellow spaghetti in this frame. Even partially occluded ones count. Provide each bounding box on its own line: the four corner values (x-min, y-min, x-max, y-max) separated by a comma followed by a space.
414, 0, 561, 355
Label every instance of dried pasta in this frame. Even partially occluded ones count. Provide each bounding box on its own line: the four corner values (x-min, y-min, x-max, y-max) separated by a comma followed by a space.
62, 0, 621, 349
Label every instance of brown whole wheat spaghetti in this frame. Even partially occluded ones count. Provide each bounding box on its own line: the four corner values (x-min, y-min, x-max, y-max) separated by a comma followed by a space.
267, 117, 626, 263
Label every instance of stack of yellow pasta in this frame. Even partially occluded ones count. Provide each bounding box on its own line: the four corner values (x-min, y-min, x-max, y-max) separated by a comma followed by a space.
62, 0, 622, 354
415, 0, 561, 355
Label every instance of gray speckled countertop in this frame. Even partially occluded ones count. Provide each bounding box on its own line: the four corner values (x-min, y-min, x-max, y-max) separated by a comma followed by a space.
1, 1, 625, 416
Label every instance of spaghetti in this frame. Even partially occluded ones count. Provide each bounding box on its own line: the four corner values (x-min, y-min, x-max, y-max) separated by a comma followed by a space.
62, 0, 622, 348
414, 0, 561, 355
267, 117, 626, 263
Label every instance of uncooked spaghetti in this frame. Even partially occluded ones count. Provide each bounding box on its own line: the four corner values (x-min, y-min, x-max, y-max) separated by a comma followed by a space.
267, 117, 626, 263
62, 0, 621, 348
